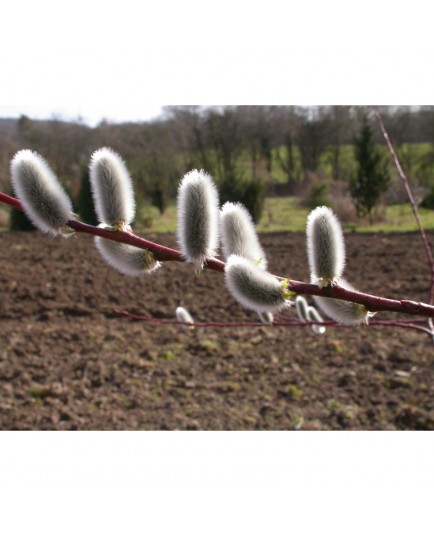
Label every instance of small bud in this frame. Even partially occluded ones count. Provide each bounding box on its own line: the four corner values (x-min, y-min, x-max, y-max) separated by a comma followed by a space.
257, 311, 274, 324
10, 149, 74, 236
307, 305, 326, 335
225, 255, 293, 313
220, 202, 267, 269
306, 206, 346, 287
295, 295, 309, 321
176, 306, 195, 328
94, 225, 160, 276
89, 147, 135, 228
177, 169, 219, 270
313, 278, 371, 325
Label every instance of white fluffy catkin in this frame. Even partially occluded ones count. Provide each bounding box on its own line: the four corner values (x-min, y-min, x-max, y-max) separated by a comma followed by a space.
220, 202, 267, 269
306, 206, 346, 287
307, 305, 326, 335
94, 225, 160, 276
176, 306, 195, 327
177, 169, 219, 270
225, 255, 292, 314
257, 311, 274, 324
10, 149, 74, 236
295, 295, 309, 321
313, 278, 370, 325
89, 147, 135, 228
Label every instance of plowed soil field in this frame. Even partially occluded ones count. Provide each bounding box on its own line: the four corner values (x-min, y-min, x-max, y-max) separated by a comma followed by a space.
0, 230, 433, 430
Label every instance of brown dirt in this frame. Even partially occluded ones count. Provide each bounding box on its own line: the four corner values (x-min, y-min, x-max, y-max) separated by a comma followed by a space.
0, 230, 433, 430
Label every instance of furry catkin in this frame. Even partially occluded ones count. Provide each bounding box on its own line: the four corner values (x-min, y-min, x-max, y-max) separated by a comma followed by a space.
89, 147, 135, 228
220, 202, 267, 269
10, 149, 74, 236
306, 206, 345, 287
225, 255, 292, 313
257, 311, 274, 324
313, 278, 370, 325
307, 305, 326, 334
177, 169, 219, 270
295, 295, 309, 321
94, 225, 160, 276
176, 306, 195, 327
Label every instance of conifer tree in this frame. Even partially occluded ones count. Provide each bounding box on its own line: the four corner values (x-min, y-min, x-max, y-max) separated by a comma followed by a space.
351, 116, 390, 222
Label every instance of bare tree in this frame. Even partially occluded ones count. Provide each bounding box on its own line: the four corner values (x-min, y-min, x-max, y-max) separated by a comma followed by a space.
325, 106, 353, 181
296, 106, 331, 175
163, 106, 211, 172
275, 106, 302, 192
235, 106, 280, 184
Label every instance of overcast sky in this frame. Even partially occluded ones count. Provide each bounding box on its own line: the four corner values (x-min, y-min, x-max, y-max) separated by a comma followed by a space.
1, 1, 431, 126
0, 104, 165, 127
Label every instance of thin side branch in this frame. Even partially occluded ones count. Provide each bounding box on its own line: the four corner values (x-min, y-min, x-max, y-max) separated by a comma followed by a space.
113, 309, 434, 335
373, 109, 434, 305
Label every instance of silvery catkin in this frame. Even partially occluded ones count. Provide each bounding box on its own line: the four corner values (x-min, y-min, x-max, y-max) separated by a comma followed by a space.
307, 305, 326, 334
94, 233, 160, 277
313, 278, 370, 325
225, 255, 292, 314
176, 306, 195, 328
295, 295, 309, 321
306, 206, 345, 287
10, 149, 74, 236
220, 201, 267, 269
177, 169, 219, 270
89, 147, 135, 228
257, 311, 274, 324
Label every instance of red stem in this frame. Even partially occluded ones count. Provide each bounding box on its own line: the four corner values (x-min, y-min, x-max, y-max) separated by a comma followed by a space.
113, 309, 434, 337
0, 192, 22, 210
2, 191, 434, 319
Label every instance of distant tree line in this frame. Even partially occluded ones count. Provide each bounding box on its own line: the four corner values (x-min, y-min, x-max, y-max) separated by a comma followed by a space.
1, 105, 434, 227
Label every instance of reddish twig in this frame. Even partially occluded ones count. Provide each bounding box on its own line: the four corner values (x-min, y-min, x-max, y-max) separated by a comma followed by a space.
113, 309, 434, 337
276, 312, 428, 325
0, 192, 21, 211
2, 191, 434, 320
0, 192, 223, 267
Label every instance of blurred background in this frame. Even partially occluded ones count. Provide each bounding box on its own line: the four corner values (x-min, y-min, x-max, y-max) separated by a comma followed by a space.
2, 105, 434, 234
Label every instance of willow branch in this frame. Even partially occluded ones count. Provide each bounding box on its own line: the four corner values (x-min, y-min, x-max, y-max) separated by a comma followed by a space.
2, 190, 434, 320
